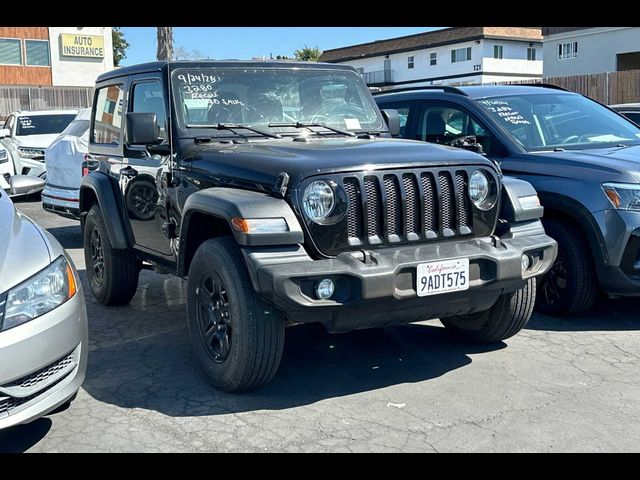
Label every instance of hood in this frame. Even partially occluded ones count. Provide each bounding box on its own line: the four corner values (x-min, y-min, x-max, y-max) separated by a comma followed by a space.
14, 134, 61, 149
528, 145, 640, 183
183, 136, 495, 193
0, 192, 52, 292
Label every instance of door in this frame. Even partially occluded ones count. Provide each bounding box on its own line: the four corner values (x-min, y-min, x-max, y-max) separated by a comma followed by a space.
123, 76, 173, 256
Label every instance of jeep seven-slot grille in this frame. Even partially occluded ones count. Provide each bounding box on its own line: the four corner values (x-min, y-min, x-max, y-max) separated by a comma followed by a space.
342, 169, 474, 245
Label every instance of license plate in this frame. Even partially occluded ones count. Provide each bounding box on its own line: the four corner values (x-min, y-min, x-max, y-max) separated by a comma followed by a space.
416, 258, 470, 297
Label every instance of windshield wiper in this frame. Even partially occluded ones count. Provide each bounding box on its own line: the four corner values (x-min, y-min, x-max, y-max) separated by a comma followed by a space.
268, 122, 356, 137
186, 123, 282, 139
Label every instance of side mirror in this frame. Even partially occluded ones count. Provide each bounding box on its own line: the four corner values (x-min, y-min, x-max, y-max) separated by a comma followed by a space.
0, 128, 10, 139
125, 112, 161, 146
9, 174, 45, 197
381, 109, 400, 136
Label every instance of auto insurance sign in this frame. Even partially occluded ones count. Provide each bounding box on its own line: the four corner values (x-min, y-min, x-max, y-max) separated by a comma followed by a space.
60, 33, 105, 58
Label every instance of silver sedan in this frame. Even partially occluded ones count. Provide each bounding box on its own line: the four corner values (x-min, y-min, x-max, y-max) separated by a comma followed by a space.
0, 189, 88, 429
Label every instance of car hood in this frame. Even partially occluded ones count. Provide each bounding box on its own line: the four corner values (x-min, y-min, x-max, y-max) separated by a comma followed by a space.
531, 145, 640, 183
14, 134, 61, 149
0, 193, 52, 292
182, 136, 495, 192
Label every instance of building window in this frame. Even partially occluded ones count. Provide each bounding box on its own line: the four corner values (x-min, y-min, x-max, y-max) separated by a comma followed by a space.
493, 45, 503, 59
25, 40, 50, 66
451, 47, 472, 63
558, 42, 578, 60
527, 47, 536, 61
407, 55, 414, 69
92, 84, 124, 146
0, 38, 22, 65
430, 52, 437, 66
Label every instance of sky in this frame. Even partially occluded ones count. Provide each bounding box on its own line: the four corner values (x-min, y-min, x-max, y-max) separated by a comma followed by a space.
120, 27, 445, 65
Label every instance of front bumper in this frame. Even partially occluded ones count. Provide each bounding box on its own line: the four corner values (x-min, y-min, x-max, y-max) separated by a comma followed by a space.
592, 209, 640, 296
14, 156, 45, 177
243, 220, 557, 331
0, 291, 88, 429
42, 184, 80, 220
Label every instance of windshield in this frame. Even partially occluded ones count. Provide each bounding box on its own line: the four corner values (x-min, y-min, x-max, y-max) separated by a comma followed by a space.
478, 93, 640, 151
16, 114, 76, 136
171, 67, 385, 134
62, 119, 90, 138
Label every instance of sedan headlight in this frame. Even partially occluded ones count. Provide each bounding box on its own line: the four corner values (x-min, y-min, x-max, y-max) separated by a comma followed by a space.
303, 180, 336, 222
602, 183, 640, 211
469, 170, 490, 209
2, 256, 77, 331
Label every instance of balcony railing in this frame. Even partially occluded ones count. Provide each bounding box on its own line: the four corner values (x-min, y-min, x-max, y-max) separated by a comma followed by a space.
361, 70, 394, 85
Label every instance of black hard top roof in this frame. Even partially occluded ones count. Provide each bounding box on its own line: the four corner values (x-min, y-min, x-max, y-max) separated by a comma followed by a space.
375, 84, 576, 100
97, 60, 356, 83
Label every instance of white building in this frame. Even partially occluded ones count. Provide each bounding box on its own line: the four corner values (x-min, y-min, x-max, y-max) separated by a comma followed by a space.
319, 27, 543, 89
0, 27, 113, 87
543, 27, 640, 77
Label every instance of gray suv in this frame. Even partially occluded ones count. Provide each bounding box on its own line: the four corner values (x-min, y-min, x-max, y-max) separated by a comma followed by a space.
375, 85, 640, 314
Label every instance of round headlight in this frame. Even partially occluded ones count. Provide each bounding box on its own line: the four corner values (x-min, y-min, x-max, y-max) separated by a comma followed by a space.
303, 180, 336, 222
469, 170, 490, 208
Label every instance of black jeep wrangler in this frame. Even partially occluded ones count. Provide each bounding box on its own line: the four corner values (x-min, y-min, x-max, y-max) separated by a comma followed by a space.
80, 61, 557, 391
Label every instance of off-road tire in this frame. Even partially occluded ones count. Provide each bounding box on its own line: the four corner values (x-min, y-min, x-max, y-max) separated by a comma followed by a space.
186, 237, 285, 392
83, 204, 139, 305
441, 278, 536, 343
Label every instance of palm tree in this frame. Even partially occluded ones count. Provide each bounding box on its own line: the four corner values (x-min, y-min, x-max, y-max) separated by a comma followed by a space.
156, 27, 174, 61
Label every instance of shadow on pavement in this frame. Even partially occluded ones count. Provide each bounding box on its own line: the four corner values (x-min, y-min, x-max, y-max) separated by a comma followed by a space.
46, 226, 83, 249
0, 418, 52, 453
82, 318, 505, 417
527, 296, 640, 332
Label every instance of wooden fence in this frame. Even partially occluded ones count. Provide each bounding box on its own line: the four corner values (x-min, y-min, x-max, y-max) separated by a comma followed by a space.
502, 70, 640, 105
0, 86, 93, 119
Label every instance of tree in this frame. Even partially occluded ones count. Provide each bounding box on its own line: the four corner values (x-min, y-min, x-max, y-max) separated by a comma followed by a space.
156, 27, 174, 61
112, 27, 129, 67
174, 47, 207, 60
294, 46, 322, 62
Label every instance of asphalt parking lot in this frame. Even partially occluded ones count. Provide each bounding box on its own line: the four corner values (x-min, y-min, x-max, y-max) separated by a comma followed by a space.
1, 196, 639, 452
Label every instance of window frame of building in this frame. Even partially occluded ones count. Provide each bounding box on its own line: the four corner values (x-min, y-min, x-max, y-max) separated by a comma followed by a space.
430, 52, 437, 66
493, 45, 504, 59
527, 47, 536, 61
24, 39, 50, 67
451, 47, 472, 63
557, 41, 578, 60
407, 55, 415, 69
0, 37, 23, 66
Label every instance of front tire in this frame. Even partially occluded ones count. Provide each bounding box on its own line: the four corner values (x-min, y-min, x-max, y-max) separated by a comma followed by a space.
441, 278, 536, 343
186, 237, 285, 392
83, 204, 140, 305
536, 219, 598, 315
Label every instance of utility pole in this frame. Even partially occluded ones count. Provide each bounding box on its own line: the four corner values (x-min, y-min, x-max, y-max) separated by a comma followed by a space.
156, 27, 174, 61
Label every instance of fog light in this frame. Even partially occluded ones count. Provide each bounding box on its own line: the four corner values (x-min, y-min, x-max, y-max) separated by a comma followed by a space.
521, 254, 532, 271
316, 278, 335, 300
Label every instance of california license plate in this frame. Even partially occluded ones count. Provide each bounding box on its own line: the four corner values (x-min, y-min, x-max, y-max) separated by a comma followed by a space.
416, 258, 470, 297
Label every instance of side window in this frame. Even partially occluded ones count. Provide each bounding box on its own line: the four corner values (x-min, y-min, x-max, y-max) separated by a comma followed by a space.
3, 115, 14, 133
92, 84, 124, 145
417, 103, 502, 155
378, 101, 413, 137
131, 81, 167, 140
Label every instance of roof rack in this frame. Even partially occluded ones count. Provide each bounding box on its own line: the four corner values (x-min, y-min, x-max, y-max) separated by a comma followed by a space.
513, 83, 571, 92
371, 85, 468, 96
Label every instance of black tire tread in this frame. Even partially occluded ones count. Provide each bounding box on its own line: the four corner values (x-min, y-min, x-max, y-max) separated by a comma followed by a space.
537, 219, 598, 315
84, 205, 139, 306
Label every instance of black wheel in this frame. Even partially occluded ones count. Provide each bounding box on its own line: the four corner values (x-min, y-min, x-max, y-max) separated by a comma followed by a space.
83, 204, 140, 305
186, 237, 285, 392
126, 179, 158, 221
536, 219, 598, 315
441, 278, 536, 343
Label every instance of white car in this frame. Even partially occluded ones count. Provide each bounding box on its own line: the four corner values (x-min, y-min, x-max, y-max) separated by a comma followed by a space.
0, 109, 77, 178
42, 109, 91, 219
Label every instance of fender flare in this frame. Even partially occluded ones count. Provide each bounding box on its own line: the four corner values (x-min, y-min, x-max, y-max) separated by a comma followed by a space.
79, 173, 131, 249
500, 176, 544, 222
